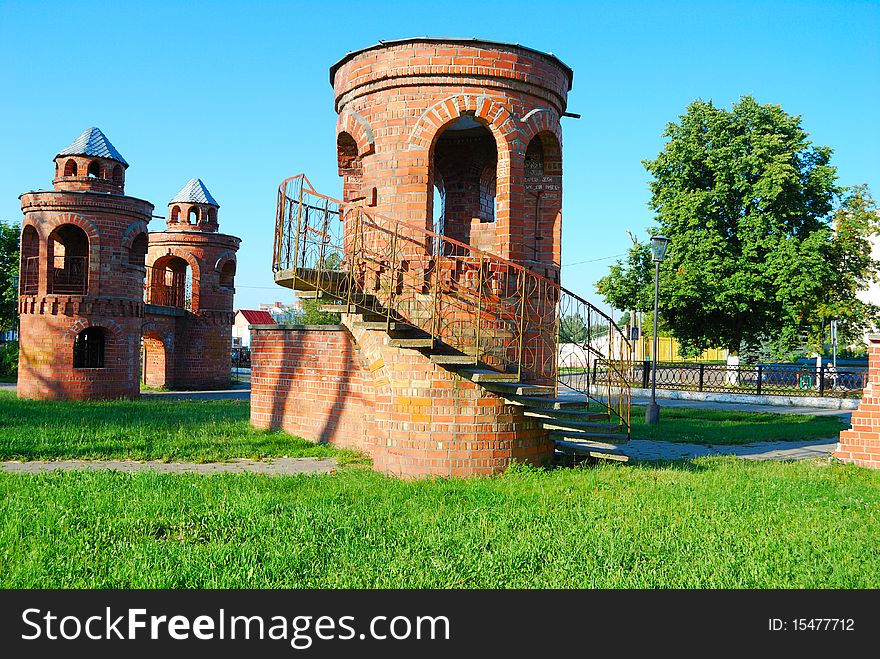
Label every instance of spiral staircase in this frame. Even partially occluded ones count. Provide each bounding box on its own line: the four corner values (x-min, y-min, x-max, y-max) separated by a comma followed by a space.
272, 175, 632, 462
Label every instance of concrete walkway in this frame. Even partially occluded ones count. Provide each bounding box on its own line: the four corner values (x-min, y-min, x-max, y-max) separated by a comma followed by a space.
618, 437, 838, 462
1, 457, 337, 476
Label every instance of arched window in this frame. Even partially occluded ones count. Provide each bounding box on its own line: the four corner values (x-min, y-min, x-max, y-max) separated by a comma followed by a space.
188, 208, 199, 225
430, 114, 498, 250
63, 159, 77, 177
337, 132, 361, 202
170, 206, 181, 223
47, 224, 89, 295
20, 225, 39, 295
128, 233, 148, 269
87, 161, 101, 178
149, 255, 192, 309
219, 261, 236, 289
112, 165, 124, 187
73, 327, 105, 368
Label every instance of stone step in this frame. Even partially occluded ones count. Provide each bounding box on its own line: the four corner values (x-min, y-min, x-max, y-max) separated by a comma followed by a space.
387, 337, 434, 349
523, 409, 609, 423
554, 445, 630, 463
430, 354, 478, 365
549, 430, 630, 444
458, 368, 520, 383
482, 382, 555, 397
539, 418, 625, 434
504, 395, 591, 409
351, 321, 414, 332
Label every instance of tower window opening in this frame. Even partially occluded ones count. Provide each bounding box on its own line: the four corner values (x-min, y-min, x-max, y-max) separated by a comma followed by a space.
63, 159, 77, 177
112, 165, 124, 187
73, 327, 106, 368
188, 208, 199, 225
87, 161, 102, 178
47, 224, 89, 295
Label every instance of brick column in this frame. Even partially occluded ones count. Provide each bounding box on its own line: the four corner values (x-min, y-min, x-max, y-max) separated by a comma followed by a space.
835, 333, 880, 469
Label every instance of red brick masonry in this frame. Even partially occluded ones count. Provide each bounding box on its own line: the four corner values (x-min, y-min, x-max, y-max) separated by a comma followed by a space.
836, 334, 880, 469
249, 321, 554, 478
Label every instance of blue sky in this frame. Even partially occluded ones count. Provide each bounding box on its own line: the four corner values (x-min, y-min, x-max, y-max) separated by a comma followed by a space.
1, 0, 877, 313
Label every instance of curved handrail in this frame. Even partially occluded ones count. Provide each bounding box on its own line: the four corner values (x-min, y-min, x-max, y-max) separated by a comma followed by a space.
273, 174, 631, 433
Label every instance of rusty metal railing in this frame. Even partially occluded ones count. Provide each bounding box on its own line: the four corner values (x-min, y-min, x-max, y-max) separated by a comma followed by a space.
144, 264, 195, 310
273, 174, 631, 433
48, 256, 88, 295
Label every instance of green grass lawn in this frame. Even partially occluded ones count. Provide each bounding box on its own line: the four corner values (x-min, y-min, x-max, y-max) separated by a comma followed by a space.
1, 459, 877, 588
0, 391, 357, 463
629, 405, 847, 444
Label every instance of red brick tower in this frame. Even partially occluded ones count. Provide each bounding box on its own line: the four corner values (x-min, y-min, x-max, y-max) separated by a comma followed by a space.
144, 179, 239, 389
18, 127, 153, 399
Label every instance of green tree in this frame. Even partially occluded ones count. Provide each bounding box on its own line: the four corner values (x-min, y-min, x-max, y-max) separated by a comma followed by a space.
0, 221, 19, 333
643, 95, 857, 357
595, 243, 653, 314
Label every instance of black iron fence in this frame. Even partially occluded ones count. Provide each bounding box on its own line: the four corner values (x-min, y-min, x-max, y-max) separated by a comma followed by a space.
585, 361, 867, 399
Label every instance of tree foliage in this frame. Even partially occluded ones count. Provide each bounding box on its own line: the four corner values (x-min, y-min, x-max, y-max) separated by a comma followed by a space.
642, 95, 876, 356
595, 243, 653, 314
0, 221, 19, 333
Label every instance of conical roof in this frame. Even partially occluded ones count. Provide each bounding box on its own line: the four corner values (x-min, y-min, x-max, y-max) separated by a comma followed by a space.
57, 127, 128, 166
170, 178, 219, 207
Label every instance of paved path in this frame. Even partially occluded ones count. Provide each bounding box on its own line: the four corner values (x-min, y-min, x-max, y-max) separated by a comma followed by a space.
1, 457, 337, 476
630, 395, 852, 421
618, 437, 838, 462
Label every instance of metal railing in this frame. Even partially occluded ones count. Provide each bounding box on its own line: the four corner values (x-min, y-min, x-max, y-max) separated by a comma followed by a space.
593, 360, 867, 399
273, 174, 631, 433
20, 256, 39, 295
144, 265, 195, 310
48, 256, 88, 295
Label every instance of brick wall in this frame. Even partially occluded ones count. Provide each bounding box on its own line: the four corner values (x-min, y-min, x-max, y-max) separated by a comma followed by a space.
249, 320, 554, 477
835, 334, 880, 469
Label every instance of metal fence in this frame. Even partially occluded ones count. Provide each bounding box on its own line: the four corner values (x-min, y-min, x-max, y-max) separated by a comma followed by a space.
589, 361, 868, 399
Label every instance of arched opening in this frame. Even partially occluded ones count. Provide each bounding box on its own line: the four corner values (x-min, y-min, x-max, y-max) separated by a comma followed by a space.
188, 207, 199, 225
337, 132, 362, 202
141, 332, 169, 388
219, 261, 236, 289
47, 224, 89, 295
149, 255, 193, 309
63, 159, 77, 177
524, 132, 562, 267
112, 165, 124, 187
73, 327, 105, 369
87, 161, 102, 178
170, 206, 181, 223
430, 114, 499, 253
128, 232, 148, 269
20, 225, 39, 295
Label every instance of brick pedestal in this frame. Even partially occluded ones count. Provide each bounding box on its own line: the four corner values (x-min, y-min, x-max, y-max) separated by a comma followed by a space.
250, 321, 554, 478
835, 334, 880, 469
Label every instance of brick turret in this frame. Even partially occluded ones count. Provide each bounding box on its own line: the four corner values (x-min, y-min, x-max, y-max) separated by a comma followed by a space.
18, 127, 152, 399
144, 179, 239, 389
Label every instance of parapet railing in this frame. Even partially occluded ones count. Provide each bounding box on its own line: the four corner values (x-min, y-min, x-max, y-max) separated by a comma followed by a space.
273, 174, 631, 433
144, 265, 195, 311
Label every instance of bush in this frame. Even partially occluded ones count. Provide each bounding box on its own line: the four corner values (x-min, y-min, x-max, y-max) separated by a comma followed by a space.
0, 341, 18, 378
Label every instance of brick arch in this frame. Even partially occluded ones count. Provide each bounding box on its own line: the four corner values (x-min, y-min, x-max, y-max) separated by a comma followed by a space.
44, 212, 101, 296
147, 247, 202, 282
213, 251, 237, 272
408, 94, 517, 158
121, 220, 150, 249
519, 108, 563, 155
63, 317, 124, 345
141, 321, 174, 349
337, 111, 375, 156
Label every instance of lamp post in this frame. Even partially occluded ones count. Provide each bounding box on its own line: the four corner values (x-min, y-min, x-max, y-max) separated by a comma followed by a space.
645, 235, 669, 425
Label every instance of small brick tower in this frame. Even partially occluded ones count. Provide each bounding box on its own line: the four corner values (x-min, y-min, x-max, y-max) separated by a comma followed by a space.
18, 127, 153, 399
144, 179, 239, 389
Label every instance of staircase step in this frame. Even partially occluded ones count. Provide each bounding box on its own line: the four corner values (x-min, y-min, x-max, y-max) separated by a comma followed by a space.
539, 419, 624, 434
459, 369, 520, 383
430, 354, 478, 365
524, 409, 609, 423
352, 321, 414, 332
319, 304, 347, 313
482, 382, 555, 397
504, 395, 591, 409
549, 430, 630, 444
387, 338, 434, 348
296, 290, 333, 300
555, 444, 630, 463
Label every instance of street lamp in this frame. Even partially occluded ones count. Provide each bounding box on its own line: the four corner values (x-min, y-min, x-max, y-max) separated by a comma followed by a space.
645, 235, 669, 425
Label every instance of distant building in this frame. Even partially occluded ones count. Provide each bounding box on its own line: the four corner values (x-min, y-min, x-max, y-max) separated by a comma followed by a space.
233, 309, 275, 348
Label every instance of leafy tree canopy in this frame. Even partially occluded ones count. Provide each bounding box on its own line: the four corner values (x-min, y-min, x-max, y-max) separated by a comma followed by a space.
595, 243, 653, 314
642, 95, 877, 356
0, 221, 19, 333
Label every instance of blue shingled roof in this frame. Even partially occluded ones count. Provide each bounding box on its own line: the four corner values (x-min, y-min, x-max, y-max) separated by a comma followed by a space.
57, 127, 128, 166
170, 178, 219, 206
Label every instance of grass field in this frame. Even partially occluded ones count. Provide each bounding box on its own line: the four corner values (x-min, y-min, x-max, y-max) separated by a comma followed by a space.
629, 405, 848, 444
0, 392, 357, 463
1, 459, 877, 588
